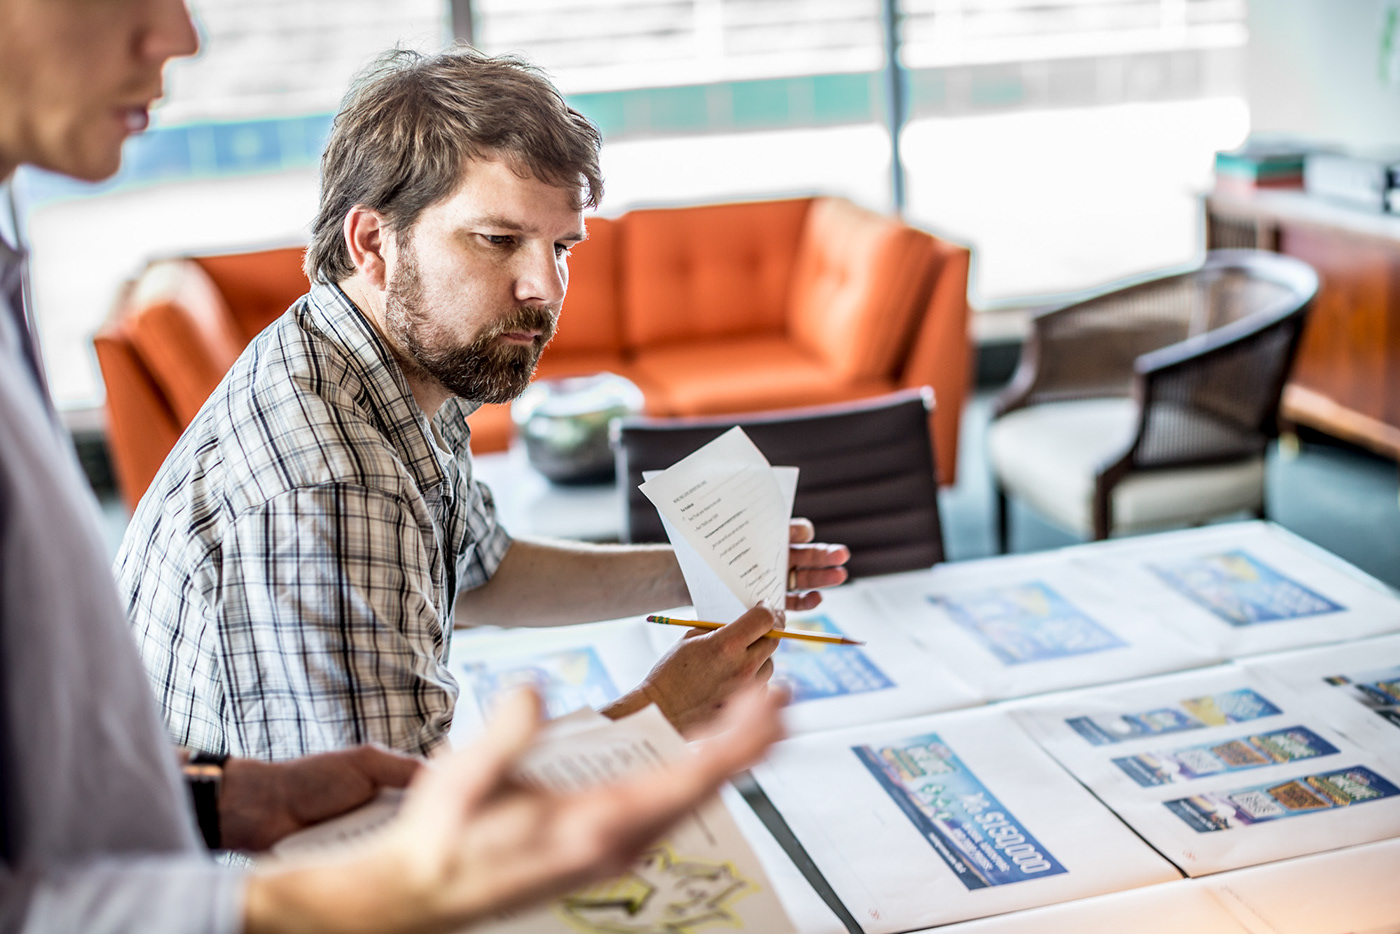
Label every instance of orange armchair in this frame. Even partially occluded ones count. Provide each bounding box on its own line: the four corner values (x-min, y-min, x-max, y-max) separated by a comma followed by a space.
97, 197, 972, 510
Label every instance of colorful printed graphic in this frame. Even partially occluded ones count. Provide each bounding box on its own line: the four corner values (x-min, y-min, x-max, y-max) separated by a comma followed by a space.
1165, 766, 1400, 833
460, 647, 619, 719
773, 614, 894, 703
1149, 550, 1343, 627
1067, 688, 1282, 746
933, 582, 1127, 665
854, 733, 1066, 890
1112, 726, 1339, 787
1323, 665, 1400, 732
559, 845, 755, 934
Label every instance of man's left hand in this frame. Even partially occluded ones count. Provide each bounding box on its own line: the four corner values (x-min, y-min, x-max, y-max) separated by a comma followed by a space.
786, 518, 849, 612
220, 745, 421, 852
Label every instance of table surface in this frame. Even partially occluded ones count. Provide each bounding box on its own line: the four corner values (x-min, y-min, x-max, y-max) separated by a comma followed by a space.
471, 444, 622, 542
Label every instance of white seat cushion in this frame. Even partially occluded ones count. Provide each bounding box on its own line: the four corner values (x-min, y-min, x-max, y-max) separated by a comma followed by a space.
988, 399, 1265, 537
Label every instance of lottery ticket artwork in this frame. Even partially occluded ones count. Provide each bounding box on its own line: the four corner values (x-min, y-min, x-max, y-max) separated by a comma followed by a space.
1148, 550, 1343, 628
1111, 726, 1340, 787
773, 614, 895, 703
1164, 765, 1400, 833
1322, 664, 1400, 731
460, 646, 621, 719
1066, 687, 1282, 746
855, 732, 1066, 890
934, 582, 1126, 665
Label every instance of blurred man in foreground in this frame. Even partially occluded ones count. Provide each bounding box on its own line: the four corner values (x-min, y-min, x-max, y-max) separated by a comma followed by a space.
0, 0, 786, 930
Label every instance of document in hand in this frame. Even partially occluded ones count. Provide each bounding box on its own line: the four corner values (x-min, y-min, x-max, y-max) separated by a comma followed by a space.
445, 617, 664, 748
1012, 665, 1400, 876
863, 552, 1216, 702
751, 706, 1179, 932
638, 427, 794, 621
1068, 522, 1400, 659
276, 705, 796, 934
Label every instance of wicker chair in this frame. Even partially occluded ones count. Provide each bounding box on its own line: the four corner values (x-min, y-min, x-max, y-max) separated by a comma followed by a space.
612, 388, 944, 578
989, 249, 1319, 549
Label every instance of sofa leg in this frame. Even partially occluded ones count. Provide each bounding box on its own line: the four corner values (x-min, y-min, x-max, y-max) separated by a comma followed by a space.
995, 484, 1010, 554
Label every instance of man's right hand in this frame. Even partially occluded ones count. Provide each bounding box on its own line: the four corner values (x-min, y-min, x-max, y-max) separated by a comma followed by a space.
603, 605, 781, 735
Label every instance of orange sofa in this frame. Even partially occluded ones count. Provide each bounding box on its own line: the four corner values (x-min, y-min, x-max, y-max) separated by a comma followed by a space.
96, 196, 971, 510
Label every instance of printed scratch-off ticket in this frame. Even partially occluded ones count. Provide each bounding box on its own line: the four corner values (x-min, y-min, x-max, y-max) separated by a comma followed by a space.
854, 732, 1067, 889
1067, 687, 1282, 746
1148, 550, 1344, 627
1165, 766, 1400, 832
934, 581, 1127, 665
774, 614, 894, 703
1111, 726, 1340, 787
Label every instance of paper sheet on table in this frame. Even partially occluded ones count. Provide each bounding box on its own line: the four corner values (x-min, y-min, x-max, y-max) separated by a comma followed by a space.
863, 551, 1217, 702
645, 580, 981, 734
751, 706, 1179, 932
446, 618, 663, 748
1011, 665, 1400, 876
1202, 837, 1400, 934
279, 705, 795, 934
639, 427, 794, 619
1241, 633, 1400, 748
1067, 521, 1400, 659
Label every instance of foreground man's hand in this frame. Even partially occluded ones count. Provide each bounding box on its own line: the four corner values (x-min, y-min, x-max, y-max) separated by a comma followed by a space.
604, 604, 781, 735
786, 517, 849, 612
242, 684, 786, 934
220, 745, 421, 852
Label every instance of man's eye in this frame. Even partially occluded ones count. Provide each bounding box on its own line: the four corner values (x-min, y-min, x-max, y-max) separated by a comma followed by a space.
555, 243, 574, 258
484, 234, 515, 246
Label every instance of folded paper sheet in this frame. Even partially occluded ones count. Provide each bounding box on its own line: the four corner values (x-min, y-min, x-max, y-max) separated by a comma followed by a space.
1012, 666, 1400, 876
752, 706, 1179, 932
639, 427, 794, 620
278, 705, 795, 934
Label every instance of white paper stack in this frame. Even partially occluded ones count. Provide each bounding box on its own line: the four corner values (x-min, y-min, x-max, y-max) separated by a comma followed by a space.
751, 706, 1180, 932
1012, 666, 1400, 876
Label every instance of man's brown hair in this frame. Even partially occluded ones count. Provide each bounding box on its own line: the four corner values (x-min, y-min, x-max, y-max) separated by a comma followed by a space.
304, 45, 603, 283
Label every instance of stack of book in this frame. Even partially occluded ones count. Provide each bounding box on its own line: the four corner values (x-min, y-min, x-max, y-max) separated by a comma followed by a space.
1214, 140, 1313, 197
1304, 151, 1400, 213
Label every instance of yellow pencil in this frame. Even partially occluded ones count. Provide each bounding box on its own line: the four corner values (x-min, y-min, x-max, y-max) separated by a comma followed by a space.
645, 614, 866, 646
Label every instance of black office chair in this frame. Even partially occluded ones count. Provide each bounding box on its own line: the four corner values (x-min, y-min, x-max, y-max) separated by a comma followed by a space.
611, 388, 945, 579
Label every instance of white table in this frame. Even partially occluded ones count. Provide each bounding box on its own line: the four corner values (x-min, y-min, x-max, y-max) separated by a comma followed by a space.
470, 444, 622, 542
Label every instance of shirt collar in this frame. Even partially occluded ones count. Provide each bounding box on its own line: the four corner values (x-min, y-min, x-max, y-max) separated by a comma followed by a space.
303, 282, 482, 498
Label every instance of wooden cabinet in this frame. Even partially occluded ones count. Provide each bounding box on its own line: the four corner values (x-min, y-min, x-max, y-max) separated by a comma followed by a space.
1206, 190, 1400, 458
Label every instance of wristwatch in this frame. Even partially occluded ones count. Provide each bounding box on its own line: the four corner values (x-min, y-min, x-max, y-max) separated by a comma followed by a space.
182, 751, 229, 850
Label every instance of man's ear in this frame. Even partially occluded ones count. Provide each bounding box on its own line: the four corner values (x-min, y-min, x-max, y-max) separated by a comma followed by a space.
343, 206, 389, 288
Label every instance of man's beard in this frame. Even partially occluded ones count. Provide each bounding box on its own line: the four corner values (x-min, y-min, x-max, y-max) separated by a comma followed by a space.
384, 243, 557, 406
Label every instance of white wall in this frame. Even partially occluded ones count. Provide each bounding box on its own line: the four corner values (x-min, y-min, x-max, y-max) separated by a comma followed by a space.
1247, 0, 1400, 149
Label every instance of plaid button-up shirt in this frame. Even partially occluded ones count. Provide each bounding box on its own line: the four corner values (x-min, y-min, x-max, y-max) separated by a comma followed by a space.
117, 282, 511, 761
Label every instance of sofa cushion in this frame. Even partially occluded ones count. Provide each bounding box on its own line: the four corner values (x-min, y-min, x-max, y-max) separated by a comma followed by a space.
194, 247, 308, 341
124, 260, 247, 424
619, 199, 811, 349
630, 336, 894, 417
551, 216, 621, 355
789, 198, 939, 382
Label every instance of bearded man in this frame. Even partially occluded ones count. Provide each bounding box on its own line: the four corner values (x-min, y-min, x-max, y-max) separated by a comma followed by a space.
117, 47, 848, 763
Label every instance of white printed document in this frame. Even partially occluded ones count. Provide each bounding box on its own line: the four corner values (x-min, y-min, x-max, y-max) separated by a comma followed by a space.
639, 427, 794, 620
863, 551, 1216, 702
1012, 666, 1400, 876
751, 706, 1179, 932
1070, 522, 1400, 659
278, 705, 795, 934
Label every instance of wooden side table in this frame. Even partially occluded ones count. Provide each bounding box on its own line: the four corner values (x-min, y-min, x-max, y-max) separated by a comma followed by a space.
1205, 189, 1400, 464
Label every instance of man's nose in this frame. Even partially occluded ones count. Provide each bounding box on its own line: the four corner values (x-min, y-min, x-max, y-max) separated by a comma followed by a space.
143, 0, 201, 63
515, 246, 567, 306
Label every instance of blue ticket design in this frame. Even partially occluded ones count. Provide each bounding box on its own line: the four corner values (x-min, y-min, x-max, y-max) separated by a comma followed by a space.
1324, 665, 1400, 732
933, 581, 1127, 665
1068, 687, 1282, 746
1165, 765, 1400, 832
1112, 726, 1339, 787
774, 614, 895, 703
1148, 550, 1343, 627
854, 732, 1066, 890
460, 647, 619, 719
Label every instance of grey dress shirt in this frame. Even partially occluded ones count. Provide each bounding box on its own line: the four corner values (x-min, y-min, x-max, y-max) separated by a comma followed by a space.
0, 232, 243, 933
